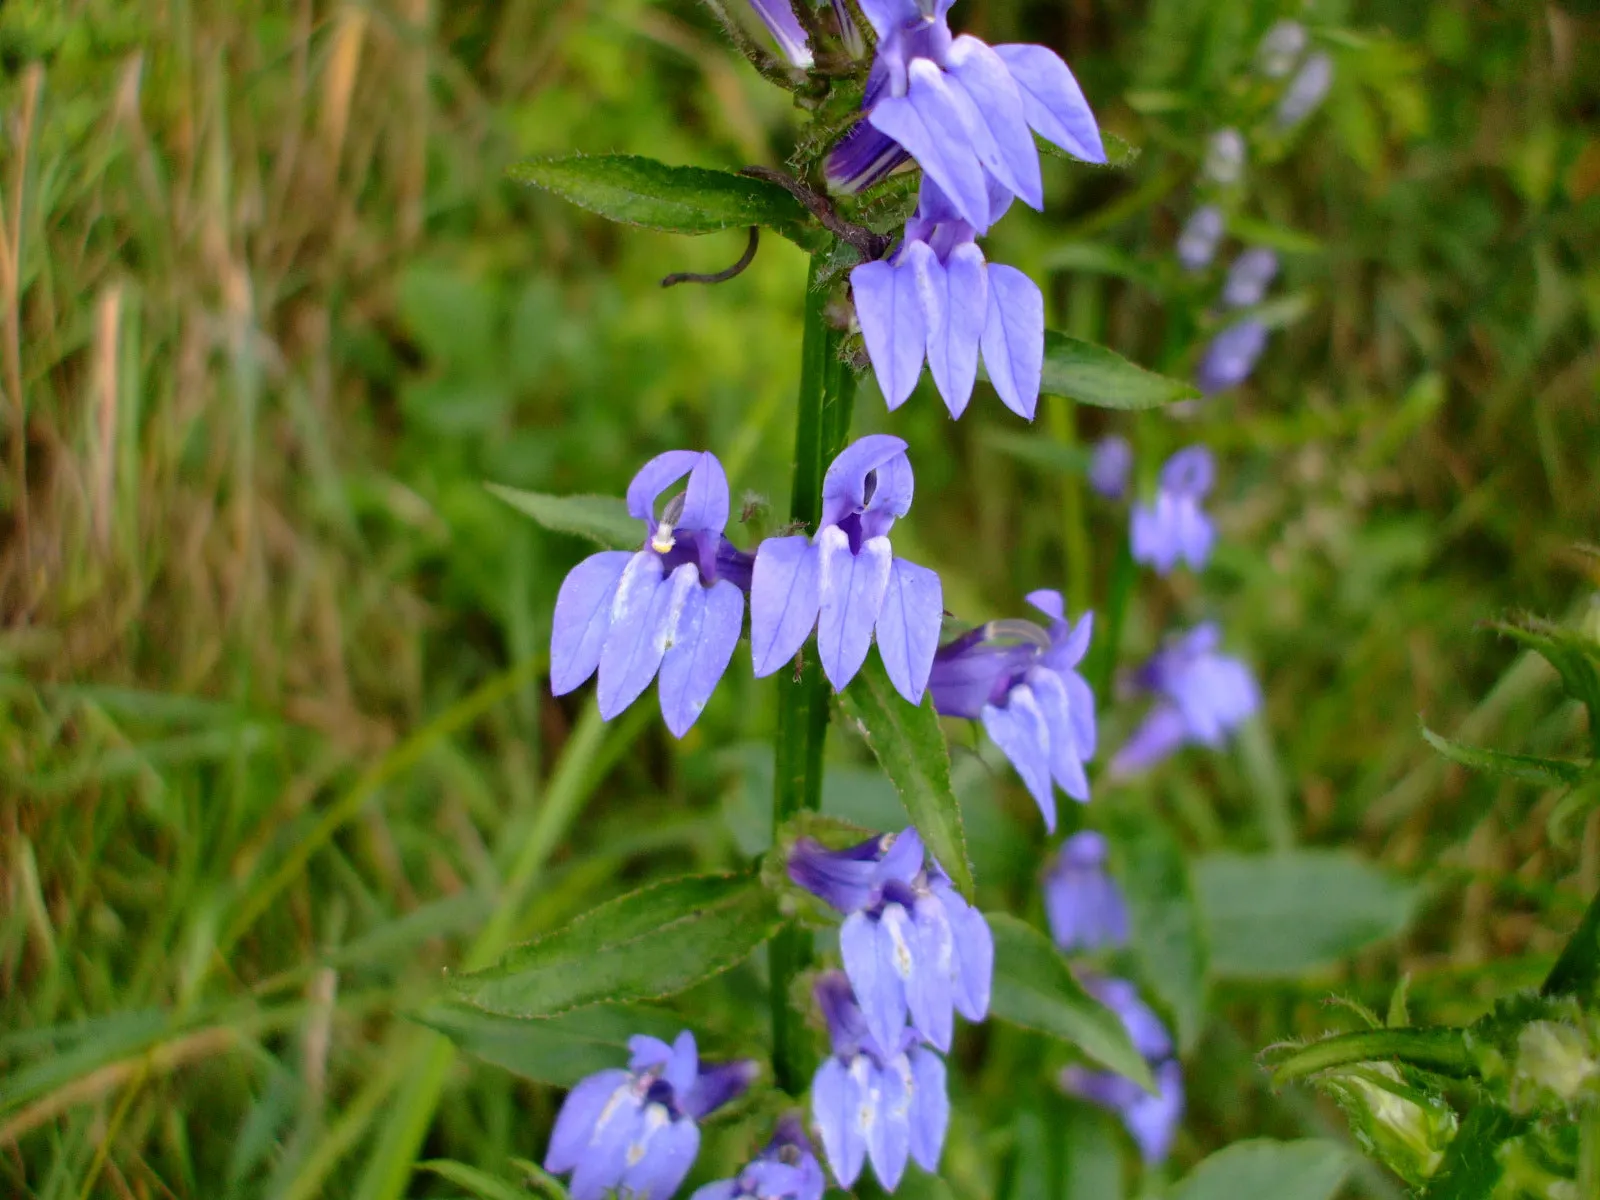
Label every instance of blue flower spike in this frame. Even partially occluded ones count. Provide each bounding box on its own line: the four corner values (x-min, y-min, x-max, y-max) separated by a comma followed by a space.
853, 178, 1044, 419
550, 450, 754, 737
751, 435, 942, 704
789, 828, 993, 1055
1088, 435, 1133, 500
545, 1030, 757, 1200
690, 1115, 825, 1200
927, 589, 1096, 830
1130, 446, 1216, 575
826, 0, 1105, 217
810, 971, 951, 1192
1061, 977, 1185, 1165
1044, 831, 1129, 954
1111, 622, 1260, 776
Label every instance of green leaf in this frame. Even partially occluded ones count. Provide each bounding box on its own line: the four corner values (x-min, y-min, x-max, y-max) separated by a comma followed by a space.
1103, 809, 1208, 1050
985, 913, 1154, 1089
418, 1160, 552, 1200
1026, 331, 1198, 409
1493, 616, 1600, 755
1038, 131, 1141, 169
1170, 1140, 1352, 1200
412, 1001, 683, 1087
449, 873, 784, 1017
1421, 726, 1587, 787
485, 484, 640, 549
837, 653, 974, 900
1267, 1027, 1476, 1086
1194, 851, 1417, 978
1223, 214, 1325, 255
507, 155, 818, 248
1038, 242, 1165, 294
1419, 1105, 1524, 1200
980, 429, 1092, 476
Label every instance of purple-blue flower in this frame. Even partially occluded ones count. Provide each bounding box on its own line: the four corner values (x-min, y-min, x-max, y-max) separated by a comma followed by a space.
810, 971, 950, 1191
1176, 205, 1224, 272
690, 1115, 825, 1200
550, 451, 753, 737
825, 0, 1105, 226
788, 827, 992, 1053
750, 435, 941, 704
1202, 128, 1246, 187
1195, 318, 1269, 394
1257, 20, 1307, 79
1277, 51, 1334, 126
927, 590, 1095, 831
1044, 831, 1128, 954
1130, 446, 1215, 575
1088, 435, 1132, 500
1221, 247, 1278, 309
1060, 977, 1184, 1164
747, 0, 813, 67
852, 179, 1043, 419
1110, 623, 1260, 776
545, 1030, 756, 1200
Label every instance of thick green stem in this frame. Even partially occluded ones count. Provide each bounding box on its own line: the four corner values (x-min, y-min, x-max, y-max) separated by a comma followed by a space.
770, 252, 855, 1094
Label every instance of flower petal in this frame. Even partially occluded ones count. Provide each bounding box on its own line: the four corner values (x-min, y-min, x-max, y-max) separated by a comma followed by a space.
812, 1058, 865, 1188
1029, 667, 1089, 802
875, 558, 943, 706
991, 43, 1106, 164
868, 62, 991, 230
750, 536, 821, 678
946, 895, 993, 1020
856, 0, 919, 38
689, 1182, 739, 1200
1124, 1059, 1185, 1164
866, 1057, 911, 1191
1024, 589, 1064, 622
568, 1086, 643, 1200
816, 529, 893, 693
678, 451, 730, 535
1109, 703, 1189, 777
628, 1036, 675, 1073
551, 551, 633, 696
665, 1030, 699, 1097
945, 36, 1042, 209
546, 1070, 631, 1174
980, 264, 1044, 420
907, 1047, 950, 1172
822, 434, 912, 522
852, 260, 927, 411
620, 1110, 701, 1200
658, 578, 743, 737
906, 896, 954, 1052
747, 0, 813, 67
1064, 670, 1097, 760
841, 911, 906, 1058
876, 826, 925, 885
627, 450, 702, 525
683, 1059, 757, 1121
982, 685, 1057, 830
923, 243, 988, 418
596, 552, 670, 718
827, 121, 912, 194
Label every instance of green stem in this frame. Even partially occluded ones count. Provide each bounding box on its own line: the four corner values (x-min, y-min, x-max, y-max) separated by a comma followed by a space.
1268, 1027, 1476, 1087
770, 251, 855, 1094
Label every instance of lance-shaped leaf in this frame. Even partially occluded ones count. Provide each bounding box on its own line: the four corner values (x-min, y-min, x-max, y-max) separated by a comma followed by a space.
508, 155, 822, 249
412, 1001, 686, 1087
838, 653, 975, 899
984, 331, 1198, 410
1267, 1027, 1476, 1087
1170, 1140, 1353, 1200
450, 874, 784, 1017
1421, 726, 1587, 788
986, 912, 1153, 1089
1493, 616, 1600, 755
485, 485, 640, 549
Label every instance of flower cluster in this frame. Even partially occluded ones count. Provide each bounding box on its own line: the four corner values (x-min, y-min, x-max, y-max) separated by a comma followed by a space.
690, 1116, 825, 1200
1111, 622, 1259, 776
788, 828, 991, 1189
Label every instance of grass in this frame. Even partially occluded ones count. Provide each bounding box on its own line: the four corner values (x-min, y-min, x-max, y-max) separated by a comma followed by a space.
2, 0, 1599, 1196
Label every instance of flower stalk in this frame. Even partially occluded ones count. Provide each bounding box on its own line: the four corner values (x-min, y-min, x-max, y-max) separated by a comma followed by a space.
771, 251, 856, 1093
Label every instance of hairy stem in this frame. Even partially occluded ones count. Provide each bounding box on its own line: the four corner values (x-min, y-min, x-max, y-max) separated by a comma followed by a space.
770, 251, 855, 1094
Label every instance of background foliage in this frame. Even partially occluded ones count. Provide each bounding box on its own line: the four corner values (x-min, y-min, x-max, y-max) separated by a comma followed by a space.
2, 0, 1599, 1197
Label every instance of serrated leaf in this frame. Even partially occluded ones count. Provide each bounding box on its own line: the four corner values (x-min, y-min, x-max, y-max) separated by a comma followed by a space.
1194, 852, 1417, 978
1170, 1140, 1352, 1200
986, 913, 1154, 1089
837, 654, 974, 900
507, 155, 820, 248
412, 1001, 684, 1087
1421, 726, 1586, 787
485, 484, 641, 549
449, 874, 784, 1017
1493, 616, 1600, 755
1419, 1105, 1523, 1200
1037, 131, 1140, 169
1016, 331, 1198, 410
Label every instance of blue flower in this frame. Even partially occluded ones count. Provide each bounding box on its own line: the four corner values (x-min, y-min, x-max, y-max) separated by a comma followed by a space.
1221, 247, 1278, 309
1202, 128, 1246, 187
1195, 318, 1268, 394
690, 1115, 825, 1200
750, 435, 942, 704
1087, 435, 1133, 500
1044, 831, 1128, 954
810, 971, 950, 1191
1110, 623, 1260, 776
852, 179, 1043, 418
1277, 51, 1333, 126
927, 590, 1095, 831
788, 827, 992, 1053
1176, 205, 1224, 272
1060, 977, 1184, 1164
1130, 446, 1215, 574
550, 451, 753, 737
545, 1031, 756, 1200
1257, 20, 1308, 79
825, 0, 1105, 227
746, 0, 813, 67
